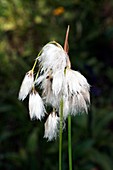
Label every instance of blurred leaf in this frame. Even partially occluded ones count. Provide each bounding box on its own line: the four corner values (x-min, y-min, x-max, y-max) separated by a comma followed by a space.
26, 128, 38, 153
89, 149, 113, 170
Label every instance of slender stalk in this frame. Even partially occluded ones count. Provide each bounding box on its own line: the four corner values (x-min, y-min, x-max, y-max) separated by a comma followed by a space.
68, 114, 72, 170
31, 58, 38, 71
64, 25, 70, 53
31, 49, 42, 71
59, 99, 63, 170
63, 26, 72, 170
64, 25, 71, 68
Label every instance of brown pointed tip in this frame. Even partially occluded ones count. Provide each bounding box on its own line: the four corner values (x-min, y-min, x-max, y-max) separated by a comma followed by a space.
64, 25, 70, 53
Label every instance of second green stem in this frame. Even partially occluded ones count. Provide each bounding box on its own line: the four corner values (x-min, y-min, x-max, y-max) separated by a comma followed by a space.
68, 114, 72, 170
59, 99, 63, 170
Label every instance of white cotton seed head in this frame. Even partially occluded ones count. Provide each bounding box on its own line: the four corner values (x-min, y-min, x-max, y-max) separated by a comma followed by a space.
65, 68, 90, 100
18, 70, 34, 101
44, 112, 59, 141
29, 89, 46, 120
73, 70, 90, 91
72, 70, 90, 107
70, 92, 88, 115
81, 89, 90, 106
64, 69, 80, 94
62, 68, 90, 117
38, 43, 68, 74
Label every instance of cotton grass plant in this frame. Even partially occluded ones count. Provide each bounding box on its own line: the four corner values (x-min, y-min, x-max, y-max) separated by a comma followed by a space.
18, 26, 90, 170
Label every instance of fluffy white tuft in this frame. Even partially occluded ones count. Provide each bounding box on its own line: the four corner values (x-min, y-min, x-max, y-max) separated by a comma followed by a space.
52, 70, 64, 96
36, 74, 60, 109
63, 96, 70, 119
38, 43, 68, 74
44, 112, 59, 141
18, 70, 34, 101
71, 92, 88, 115
62, 68, 90, 118
29, 89, 46, 120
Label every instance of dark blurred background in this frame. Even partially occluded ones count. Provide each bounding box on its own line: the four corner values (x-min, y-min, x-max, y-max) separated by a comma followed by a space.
0, 0, 113, 170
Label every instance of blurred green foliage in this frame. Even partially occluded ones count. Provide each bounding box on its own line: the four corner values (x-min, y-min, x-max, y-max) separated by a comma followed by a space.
0, 0, 113, 169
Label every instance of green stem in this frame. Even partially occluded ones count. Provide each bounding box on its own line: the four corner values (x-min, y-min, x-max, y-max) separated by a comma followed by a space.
31, 49, 42, 72
31, 58, 38, 71
59, 99, 63, 170
68, 114, 72, 170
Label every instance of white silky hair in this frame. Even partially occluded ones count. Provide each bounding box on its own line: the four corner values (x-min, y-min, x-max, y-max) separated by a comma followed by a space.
38, 43, 68, 74
71, 92, 88, 115
18, 40, 91, 142
62, 68, 90, 118
44, 112, 60, 141
52, 70, 64, 96
35, 74, 46, 85
36, 42, 90, 119
36, 73, 60, 109
64, 68, 90, 97
18, 70, 34, 101
29, 90, 46, 120
63, 96, 70, 119
36, 68, 90, 119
